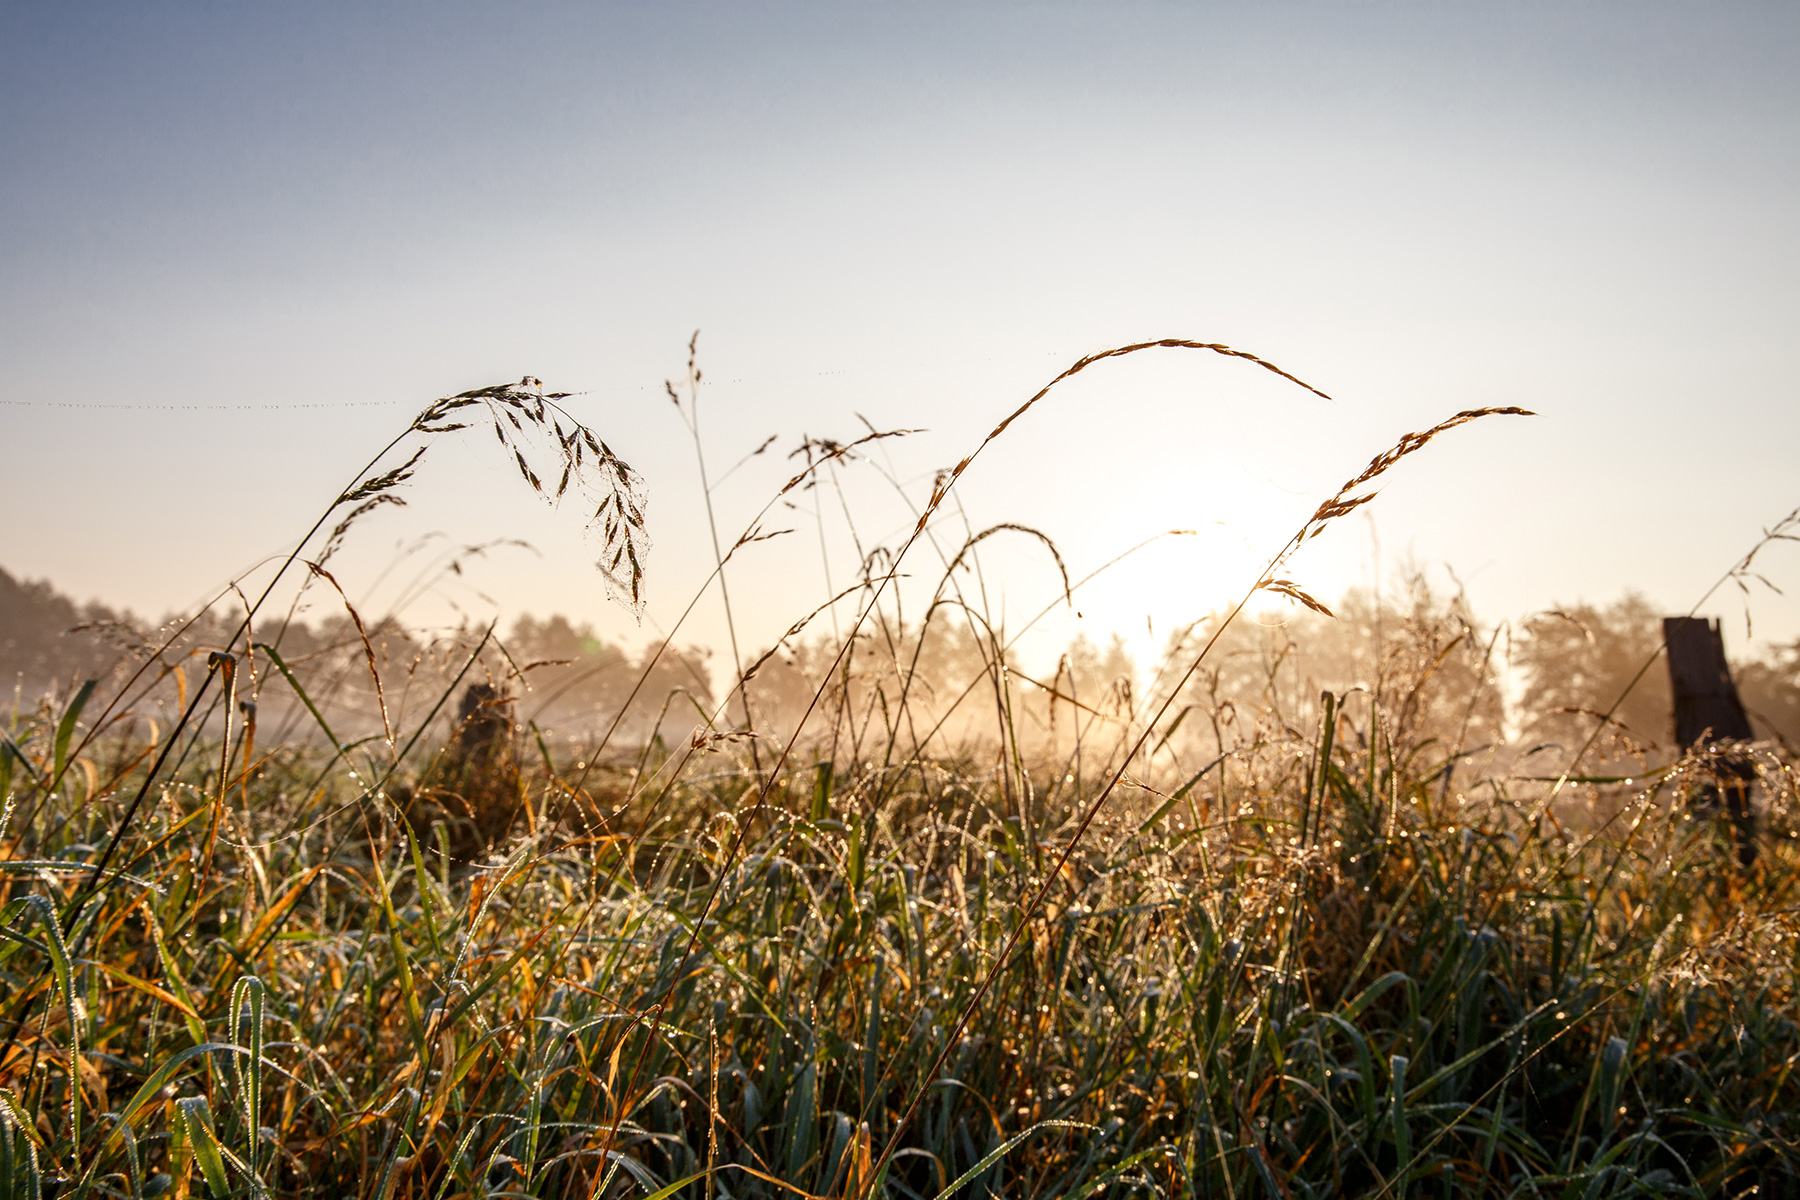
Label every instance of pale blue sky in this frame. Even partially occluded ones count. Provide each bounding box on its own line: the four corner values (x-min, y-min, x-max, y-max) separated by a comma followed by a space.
5, 2, 1798, 671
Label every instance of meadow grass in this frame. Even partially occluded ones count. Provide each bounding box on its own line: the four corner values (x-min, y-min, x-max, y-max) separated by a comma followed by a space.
1, 349, 1797, 1199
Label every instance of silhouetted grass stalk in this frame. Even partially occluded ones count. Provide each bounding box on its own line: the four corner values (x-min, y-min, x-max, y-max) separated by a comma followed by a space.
3, 343, 1799, 1200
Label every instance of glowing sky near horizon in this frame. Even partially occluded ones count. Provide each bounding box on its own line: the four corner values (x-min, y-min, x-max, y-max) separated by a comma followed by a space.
4, 2, 1799, 678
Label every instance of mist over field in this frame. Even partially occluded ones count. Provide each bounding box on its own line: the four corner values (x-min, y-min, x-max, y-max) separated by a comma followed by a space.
5, 5, 1800, 1197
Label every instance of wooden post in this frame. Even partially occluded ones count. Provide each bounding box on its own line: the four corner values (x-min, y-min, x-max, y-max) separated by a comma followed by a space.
1663, 616, 1757, 865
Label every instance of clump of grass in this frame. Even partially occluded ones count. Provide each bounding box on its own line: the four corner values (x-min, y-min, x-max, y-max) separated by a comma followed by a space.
1, 344, 1796, 1200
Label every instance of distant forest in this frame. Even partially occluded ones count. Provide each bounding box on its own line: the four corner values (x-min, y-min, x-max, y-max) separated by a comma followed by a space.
0, 566, 713, 743
5, 564, 1799, 761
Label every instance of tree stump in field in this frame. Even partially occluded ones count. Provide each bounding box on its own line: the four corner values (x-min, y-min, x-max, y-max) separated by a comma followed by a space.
1663, 616, 1757, 866
401, 682, 523, 861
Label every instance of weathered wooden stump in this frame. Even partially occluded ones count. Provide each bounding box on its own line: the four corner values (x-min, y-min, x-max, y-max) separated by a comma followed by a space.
1663, 616, 1757, 866
401, 682, 523, 861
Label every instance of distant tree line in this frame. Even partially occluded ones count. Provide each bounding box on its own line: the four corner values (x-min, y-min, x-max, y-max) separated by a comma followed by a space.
0, 566, 712, 745
5, 564, 1798, 760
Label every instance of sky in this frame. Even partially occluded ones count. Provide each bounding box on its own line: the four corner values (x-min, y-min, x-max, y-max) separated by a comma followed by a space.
4, 1, 1799, 681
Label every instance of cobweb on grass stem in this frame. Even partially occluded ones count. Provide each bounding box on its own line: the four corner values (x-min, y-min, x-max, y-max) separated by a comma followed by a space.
336, 376, 652, 614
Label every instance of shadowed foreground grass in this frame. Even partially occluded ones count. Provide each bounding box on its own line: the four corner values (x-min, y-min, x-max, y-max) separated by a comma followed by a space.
1, 687, 1796, 1199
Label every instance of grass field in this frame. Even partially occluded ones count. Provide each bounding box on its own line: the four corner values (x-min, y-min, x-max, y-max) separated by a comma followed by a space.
3, 346, 1798, 1199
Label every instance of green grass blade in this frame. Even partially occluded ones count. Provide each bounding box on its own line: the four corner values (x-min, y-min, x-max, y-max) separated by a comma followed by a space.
21, 896, 80, 1162
230, 976, 267, 1182
931, 1120, 1093, 1200
52, 679, 96, 791
254, 644, 345, 753
176, 1097, 231, 1198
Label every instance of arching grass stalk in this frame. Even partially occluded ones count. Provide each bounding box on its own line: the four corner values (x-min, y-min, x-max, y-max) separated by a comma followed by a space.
584, 336, 1525, 1195
858, 400, 1532, 1196
80, 380, 644, 901
0, 379, 646, 1163
587, 338, 1331, 1195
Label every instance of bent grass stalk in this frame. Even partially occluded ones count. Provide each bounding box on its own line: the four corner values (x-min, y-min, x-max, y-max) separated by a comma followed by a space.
1, 379, 646, 1171
587, 340, 1527, 1195
10, 340, 1800, 1199
859, 401, 1533, 1196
